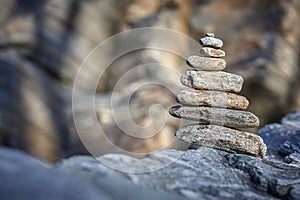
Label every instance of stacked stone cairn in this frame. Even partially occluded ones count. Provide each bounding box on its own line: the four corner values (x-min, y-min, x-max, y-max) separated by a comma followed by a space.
169, 33, 267, 158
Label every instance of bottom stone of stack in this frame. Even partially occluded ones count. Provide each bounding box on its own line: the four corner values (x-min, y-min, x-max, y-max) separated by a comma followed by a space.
175, 124, 267, 158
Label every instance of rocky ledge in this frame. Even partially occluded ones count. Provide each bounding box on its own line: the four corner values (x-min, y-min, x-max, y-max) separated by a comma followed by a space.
1, 111, 300, 200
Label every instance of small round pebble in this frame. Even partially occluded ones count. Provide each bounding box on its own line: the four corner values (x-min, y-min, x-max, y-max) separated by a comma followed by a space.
200, 37, 223, 49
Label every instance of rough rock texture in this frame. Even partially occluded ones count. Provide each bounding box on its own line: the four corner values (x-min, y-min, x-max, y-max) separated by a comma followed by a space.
0, 147, 104, 200
176, 89, 249, 110
169, 105, 259, 128
2, 112, 299, 200
175, 124, 266, 158
199, 36, 223, 48
200, 47, 226, 58
258, 110, 300, 164
58, 147, 300, 199
281, 110, 300, 129
0, 147, 183, 200
181, 70, 243, 92
186, 55, 226, 70
227, 154, 300, 199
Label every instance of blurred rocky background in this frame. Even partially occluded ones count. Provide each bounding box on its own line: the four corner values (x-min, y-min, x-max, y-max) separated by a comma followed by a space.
0, 0, 299, 163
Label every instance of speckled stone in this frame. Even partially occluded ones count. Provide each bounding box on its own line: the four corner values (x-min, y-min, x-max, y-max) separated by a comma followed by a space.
200, 37, 223, 49
200, 47, 226, 58
175, 124, 267, 158
169, 105, 259, 128
186, 55, 226, 70
181, 70, 244, 93
176, 89, 249, 110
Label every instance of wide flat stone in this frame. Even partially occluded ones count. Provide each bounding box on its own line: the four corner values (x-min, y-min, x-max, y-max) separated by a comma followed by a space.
176, 124, 267, 158
176, 89, 249, 110
199, 37, 223, 48
186, 55, 226, 70
169, 105, 259, 128
200, 47, 226, 58
181, 70, 244, 93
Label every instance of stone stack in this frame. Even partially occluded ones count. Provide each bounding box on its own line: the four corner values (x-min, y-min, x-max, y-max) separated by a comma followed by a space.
170, 33, 267, 158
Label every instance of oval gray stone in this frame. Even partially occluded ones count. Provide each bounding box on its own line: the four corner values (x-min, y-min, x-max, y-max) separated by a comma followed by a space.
200, 47, 226, 58
176, 89, 249, 110
175, 124, 267, 158
186, 55, 226, 70
169, 105, 259, 128
199, 37, 223, 48
181, 70, 244, 93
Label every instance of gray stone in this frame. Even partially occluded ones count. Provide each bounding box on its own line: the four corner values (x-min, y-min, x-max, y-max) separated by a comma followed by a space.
0, 147, 109, 200
281, 110, 300, 129
176, 89, 249, 110
0, 147, 183, 200
169, 105, 259, 128
200, 47, 226, 58
285, 152, 300, 164
58, 148, 291, 199
199, 37, 223, 48
175, 124, 266, 158
258, 110, 300, 163
186, 55, 226, 70
181, 70, 243, 93
227, 154, 300, 199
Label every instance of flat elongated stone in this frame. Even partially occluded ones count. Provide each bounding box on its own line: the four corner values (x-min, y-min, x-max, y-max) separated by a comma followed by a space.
186, 55, 226, 70
181, 70, 243, 93
200, 37, 223, 48
200, 47, 226, 58
169, 105, 259, 128
176, 89, 249, 110
175, 124, 267, 158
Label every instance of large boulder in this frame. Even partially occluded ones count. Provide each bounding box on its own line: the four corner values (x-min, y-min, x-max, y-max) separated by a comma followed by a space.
0, 147, 183, 200
259, 110, 300, 164
57, 110, 300, 200
58, 147, 300, 199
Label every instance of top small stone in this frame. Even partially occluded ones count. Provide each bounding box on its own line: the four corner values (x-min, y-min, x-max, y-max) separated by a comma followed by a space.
205, 33, 215, 37
200, 37, 223, 49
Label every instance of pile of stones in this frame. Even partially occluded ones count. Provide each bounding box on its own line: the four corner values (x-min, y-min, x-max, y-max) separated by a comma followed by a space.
170, 33, 267, 158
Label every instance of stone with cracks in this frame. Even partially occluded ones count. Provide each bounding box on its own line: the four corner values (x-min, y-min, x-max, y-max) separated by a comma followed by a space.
176, 89, 249, 110
175, 124, 267, 158
169, 105, 259, 128
181, 70, 244, 93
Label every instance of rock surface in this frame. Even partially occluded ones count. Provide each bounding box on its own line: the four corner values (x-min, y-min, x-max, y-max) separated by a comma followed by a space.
200, 47, 226, 58
1, 112, 300, 200
281, 110, 300, 129
0, 147, 104, 200
199, 37, 223, 48
186, 55, 226, 70
175, 124, 266, 158
258, 110, 300, 164
57, 146, 300, 200
169, 105, 259, 128
181, 70, 243, 92
176, 89, 249, 110
0, 147, 184, 200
